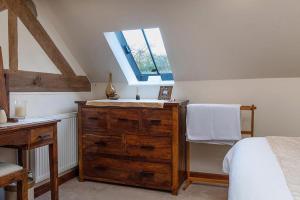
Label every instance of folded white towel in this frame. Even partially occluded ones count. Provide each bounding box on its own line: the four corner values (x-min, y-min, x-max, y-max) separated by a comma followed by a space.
186, 104, 241, 145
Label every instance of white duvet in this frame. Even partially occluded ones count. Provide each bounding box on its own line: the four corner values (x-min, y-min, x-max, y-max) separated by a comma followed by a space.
223, 137, 293, 200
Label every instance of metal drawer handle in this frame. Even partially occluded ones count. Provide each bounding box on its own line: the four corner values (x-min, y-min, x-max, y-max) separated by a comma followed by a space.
94, 166, 108, 171
118, 118, 129, 121
95, 141, 107, 147
140, 171, 154, 178
118, 118, 139, 122
149, 120, 161, 125
88, 117, 98, 120
38, 135, 51, 141
140, 145, 155, 151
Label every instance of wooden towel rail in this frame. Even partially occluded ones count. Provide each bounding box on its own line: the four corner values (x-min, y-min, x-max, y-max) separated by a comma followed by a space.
183, 104, 257, 190
240, 105, 256, 137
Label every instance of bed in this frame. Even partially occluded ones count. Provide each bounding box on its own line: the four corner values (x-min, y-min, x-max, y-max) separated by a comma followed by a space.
223, 137, 300, 200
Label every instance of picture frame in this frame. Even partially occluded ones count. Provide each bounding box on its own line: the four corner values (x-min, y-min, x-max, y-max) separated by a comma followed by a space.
158, 86, 173, 100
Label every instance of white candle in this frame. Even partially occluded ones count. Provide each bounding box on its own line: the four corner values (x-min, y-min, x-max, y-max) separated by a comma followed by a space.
15, 106, 26, 118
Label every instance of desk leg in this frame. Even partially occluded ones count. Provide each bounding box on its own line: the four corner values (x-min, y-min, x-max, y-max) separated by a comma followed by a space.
49, 126, 59, 200
17, 149, 28, 200
18, 148, 27, 169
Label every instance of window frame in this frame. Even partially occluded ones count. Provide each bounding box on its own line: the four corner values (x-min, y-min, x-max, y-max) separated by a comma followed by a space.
115, 29, 173, 81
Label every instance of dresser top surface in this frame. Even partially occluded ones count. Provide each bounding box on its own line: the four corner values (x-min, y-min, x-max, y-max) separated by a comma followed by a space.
76, 99, 188, 108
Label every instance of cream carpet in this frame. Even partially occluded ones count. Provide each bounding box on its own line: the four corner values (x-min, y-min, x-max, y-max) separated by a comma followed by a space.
36, 178, 228, 200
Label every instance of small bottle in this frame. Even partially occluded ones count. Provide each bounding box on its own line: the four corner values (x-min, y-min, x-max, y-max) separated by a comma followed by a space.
0, 106, 7, 124
136, 87, 140, 100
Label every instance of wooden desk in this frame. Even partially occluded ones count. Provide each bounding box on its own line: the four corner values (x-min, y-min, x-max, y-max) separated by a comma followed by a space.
0, 119, 60, 200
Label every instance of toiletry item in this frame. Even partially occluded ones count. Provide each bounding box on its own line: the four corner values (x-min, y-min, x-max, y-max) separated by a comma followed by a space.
0, 106, 7, 124
136, 94, 140, 100
136, 87, 140, 100
14, 100, 27, 118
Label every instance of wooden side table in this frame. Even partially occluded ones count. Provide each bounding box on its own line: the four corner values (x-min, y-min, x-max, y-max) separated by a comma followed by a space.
0, 119, 60, 200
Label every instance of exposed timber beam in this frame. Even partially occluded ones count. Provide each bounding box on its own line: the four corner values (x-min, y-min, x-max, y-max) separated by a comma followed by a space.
3, 0, 77, 77
8, 9, 18, 72
25, 0, 37, 17
0, 47, 9, 114
0, 0, 6, 12
5, 70, 91, 92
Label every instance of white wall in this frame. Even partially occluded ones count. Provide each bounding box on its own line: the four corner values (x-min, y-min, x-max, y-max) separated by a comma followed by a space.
9, 92, 91, 117
92, 78, 300, 173
43, 0, 300, 82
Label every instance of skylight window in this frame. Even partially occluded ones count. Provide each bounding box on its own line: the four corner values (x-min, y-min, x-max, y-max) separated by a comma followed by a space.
115, 28, 173, 82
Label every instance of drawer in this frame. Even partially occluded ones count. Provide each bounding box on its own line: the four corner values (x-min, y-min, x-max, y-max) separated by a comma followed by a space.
30, 126, 54, 145
126, 135, 171, 161
83, 135, 123, 155
110, 109, 140, 134
0, 130, 29, 147
83, 157, 171, 190
82, 108, 108, 134
141, 109, 173, 136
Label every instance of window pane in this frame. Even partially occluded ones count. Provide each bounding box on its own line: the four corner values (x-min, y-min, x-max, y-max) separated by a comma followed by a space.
122, 30, 157, 74
144, 28, 172, 73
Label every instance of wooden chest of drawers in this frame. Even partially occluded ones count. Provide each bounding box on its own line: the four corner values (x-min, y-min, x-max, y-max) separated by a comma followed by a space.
76, 100, 188, 195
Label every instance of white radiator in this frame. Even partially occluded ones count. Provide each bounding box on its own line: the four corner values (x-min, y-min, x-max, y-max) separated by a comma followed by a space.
31, 112, 78, 183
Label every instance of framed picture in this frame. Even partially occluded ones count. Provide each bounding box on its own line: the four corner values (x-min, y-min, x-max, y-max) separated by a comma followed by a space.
158, 86, 173, 100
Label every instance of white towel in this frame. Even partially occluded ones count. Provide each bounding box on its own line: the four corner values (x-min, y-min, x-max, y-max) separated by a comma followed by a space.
186, 104, 241, 145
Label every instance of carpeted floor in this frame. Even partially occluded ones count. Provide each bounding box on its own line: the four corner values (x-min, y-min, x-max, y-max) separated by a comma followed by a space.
36, 178, 228, 200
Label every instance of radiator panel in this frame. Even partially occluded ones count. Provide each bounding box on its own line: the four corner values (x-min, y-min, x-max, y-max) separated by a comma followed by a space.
33, 113, 77, 183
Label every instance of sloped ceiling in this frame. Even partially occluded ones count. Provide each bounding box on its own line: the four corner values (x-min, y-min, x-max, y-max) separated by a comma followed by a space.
40, 0, 300, 82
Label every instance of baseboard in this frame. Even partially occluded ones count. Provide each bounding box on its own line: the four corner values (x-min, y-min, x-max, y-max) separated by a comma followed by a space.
34, 167, 79, 198
189, 171, 229, 186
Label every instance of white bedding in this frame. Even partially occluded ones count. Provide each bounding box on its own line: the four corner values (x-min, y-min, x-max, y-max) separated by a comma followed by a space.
223, 137, 293, 200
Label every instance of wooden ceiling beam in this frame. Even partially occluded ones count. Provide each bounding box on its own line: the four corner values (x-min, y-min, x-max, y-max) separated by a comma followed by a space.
8, 9, 18, 72
0, 47, 9, 114
1, 0, 37, 16
24, 0, 37, 17
0, 0, 7, 12
5, 70, 91, 92
3, 0, 77, 77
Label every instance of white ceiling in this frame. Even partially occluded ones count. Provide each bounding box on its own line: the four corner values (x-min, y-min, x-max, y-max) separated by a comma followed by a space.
39, 0, 300, 82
